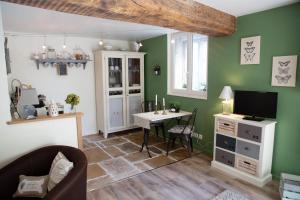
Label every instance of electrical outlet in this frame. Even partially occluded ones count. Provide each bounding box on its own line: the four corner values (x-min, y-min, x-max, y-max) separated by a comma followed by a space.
198, 134, 203, 140
192, 132, 203, 140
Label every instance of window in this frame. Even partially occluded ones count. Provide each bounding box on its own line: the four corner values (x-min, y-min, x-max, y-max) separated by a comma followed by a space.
168, 32, 208, 99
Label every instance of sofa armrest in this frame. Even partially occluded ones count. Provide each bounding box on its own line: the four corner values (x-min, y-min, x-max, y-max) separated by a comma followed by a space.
45, 158, 87, 200
0, 152, 37, 199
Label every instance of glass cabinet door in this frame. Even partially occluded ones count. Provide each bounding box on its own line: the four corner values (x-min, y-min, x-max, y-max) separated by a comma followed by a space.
108, 57, 123, 88
127, 58, 141, 87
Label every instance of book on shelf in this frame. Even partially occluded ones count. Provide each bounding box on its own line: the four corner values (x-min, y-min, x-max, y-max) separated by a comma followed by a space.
280, 189, 300, 200
280, 173, 300, 200
281, 179, 300, 193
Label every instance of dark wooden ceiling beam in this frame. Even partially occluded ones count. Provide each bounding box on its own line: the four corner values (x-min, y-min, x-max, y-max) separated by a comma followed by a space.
2, 0, 236, 36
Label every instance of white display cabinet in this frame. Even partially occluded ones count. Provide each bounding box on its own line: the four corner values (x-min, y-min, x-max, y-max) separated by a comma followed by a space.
94, 50, 145, 138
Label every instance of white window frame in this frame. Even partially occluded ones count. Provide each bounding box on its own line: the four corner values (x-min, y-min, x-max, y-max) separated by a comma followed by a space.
167, 32, 208, 100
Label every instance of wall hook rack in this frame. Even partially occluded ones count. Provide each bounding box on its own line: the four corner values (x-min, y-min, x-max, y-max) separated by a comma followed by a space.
33, 58, 92, 70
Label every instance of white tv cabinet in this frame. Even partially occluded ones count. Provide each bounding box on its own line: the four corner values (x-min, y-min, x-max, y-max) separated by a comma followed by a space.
211, 113, 277, 187
94, 50, 145, 138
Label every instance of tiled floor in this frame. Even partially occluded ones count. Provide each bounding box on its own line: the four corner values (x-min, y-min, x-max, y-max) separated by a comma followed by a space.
83, 130, 199, 192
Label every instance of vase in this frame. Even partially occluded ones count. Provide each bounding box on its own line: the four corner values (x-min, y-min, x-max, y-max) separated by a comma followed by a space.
70, 105, 77, 113
49, 100, 59, 117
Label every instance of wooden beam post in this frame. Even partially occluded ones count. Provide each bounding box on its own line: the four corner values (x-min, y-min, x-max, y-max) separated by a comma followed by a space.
2, 0, 236, 36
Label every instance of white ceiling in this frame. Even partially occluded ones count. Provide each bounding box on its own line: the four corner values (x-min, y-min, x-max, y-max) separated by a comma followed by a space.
1, 1, 299, 41
0, 2, 175, 41
195, 0, 299, 16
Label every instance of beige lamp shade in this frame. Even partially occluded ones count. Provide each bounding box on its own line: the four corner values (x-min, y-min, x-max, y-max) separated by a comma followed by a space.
219, 86, 233, 100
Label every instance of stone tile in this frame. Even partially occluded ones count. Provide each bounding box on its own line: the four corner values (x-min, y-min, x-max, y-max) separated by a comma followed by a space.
83, 139, 96, 149
168, 148, 190, 161
101, 137, 127, 146
85, 134, 105, 141
95, 141, 105, 148
87, 175, 114, 191
124, 151, 151, 162
116, 142, 140, 153
123, 133, 144, 145
87, 164, 106, 180
103, 146, 125, 157
100, 157, 136, 177
154, 141, 181, 152
149, 146, 163, 154
147, 135, 165, 145
84, 147, 111, 163
144, 155, 175, 168
134, 162, 152, 172
125, 132, 164, 146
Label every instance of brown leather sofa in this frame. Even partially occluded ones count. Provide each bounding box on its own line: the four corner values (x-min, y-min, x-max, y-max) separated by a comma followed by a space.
0, 145, 87, 200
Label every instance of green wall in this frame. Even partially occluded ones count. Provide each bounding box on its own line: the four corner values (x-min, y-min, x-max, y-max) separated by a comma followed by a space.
141, 3, 300, 178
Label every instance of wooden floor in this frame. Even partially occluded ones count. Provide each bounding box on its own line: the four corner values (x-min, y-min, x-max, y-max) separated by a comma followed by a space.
87, 153, 280, 200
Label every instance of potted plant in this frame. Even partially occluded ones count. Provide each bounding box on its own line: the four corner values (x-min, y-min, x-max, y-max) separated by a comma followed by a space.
65, 93, 80, 112
170, 102, 181, 113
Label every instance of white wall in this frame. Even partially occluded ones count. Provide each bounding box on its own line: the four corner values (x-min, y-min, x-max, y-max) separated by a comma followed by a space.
0, 5, 83, 168
6, 34, 130, 135
0, 5, 132, 168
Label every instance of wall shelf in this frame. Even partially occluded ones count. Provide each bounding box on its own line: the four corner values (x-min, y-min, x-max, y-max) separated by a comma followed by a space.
34, 58, 92, 69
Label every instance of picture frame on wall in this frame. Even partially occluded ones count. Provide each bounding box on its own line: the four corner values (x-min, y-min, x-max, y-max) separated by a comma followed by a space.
240, 36, 261, 65
271, 55, 298, 87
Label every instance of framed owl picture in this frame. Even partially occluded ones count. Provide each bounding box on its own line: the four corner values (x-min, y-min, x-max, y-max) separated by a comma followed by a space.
271, 55, 298, 87
240, 36, 261, 65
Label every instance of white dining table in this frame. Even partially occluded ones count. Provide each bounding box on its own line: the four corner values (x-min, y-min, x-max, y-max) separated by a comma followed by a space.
133, 110, 192, 157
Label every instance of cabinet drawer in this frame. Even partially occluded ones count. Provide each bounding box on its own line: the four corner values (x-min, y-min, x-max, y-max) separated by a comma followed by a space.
216, 119, 236, 136
216, 134, 236, 152
215, 149, 235, 167
236, 156, 258, 176
238, 123, 262, 143
236, 140, 260, 160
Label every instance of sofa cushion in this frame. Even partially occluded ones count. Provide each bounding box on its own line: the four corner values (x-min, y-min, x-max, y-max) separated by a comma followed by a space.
48, 152, 73, 191
13, 175, 48, 198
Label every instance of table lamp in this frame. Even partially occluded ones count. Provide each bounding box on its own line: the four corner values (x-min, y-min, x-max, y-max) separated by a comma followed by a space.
219, 86, 233, 115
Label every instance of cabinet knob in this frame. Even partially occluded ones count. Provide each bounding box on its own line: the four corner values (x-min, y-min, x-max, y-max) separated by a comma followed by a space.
244, 147, 249, 151
253, 135, 258, 139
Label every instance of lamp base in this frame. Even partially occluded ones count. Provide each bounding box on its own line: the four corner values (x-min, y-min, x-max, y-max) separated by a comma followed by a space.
222, 101, 232, 115
222, 112, 231, 115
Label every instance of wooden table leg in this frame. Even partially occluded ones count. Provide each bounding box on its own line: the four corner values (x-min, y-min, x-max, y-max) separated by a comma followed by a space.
140, 128, 152, 158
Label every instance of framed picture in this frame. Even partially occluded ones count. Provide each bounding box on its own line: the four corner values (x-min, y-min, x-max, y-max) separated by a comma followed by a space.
271, 55, 298, 87
240, 36, 261, 65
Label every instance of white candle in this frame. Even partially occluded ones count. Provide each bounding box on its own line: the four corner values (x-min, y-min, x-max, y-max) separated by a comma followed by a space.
155, 94, 157, 106
163, 98, 165, 107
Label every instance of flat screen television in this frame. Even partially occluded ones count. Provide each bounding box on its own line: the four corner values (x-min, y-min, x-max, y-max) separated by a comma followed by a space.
233, 90, 278, 121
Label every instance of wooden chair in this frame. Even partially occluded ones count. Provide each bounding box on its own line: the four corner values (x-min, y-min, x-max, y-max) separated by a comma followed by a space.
166, 108, 198, 157
141, 101, 166, 141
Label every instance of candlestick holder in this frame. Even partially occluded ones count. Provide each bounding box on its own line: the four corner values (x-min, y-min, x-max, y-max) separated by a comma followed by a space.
154, 105, 159, 114
162, 106, 167, 115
